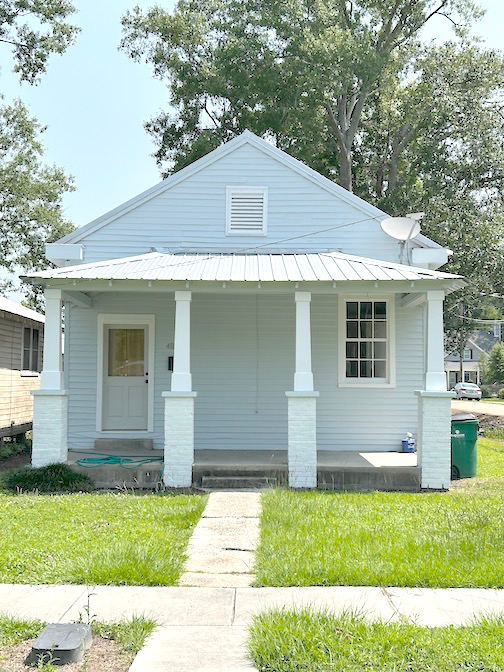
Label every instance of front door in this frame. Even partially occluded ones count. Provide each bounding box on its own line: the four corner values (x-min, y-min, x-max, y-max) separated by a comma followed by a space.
102, 324, 149, 430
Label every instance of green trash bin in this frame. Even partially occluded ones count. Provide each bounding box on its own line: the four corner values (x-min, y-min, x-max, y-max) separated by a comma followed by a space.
451, 413, 479, 479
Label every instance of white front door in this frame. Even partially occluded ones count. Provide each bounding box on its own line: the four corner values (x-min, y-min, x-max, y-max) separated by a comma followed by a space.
102, 324, 149, 430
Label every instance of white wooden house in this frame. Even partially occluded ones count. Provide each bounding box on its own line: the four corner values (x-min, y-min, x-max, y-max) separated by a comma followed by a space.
24, 131, 462, 489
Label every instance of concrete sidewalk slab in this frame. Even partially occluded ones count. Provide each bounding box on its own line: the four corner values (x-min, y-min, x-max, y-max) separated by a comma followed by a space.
129, 625, 255, 672
64, 586, 236, 626
0, 584, 88, 622
385, 587, 504, 627
180, 492, 260, 587
233, 586, 398, 625
202, 492, 261, 518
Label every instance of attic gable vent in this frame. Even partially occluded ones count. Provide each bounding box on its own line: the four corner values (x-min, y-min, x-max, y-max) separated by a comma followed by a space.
226, 186, 268, 235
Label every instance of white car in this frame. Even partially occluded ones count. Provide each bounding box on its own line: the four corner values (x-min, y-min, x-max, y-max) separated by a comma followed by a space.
451, 382, 482, 400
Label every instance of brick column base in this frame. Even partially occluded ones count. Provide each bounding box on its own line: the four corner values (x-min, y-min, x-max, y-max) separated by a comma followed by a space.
31, 390, 68, 467
162, 391, 197, 488
416, 390, 454, 490
286, 391, 319, 488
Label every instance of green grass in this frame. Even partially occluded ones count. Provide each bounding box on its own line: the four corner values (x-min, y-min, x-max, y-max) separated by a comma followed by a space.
480, 398, 504, 404
0, 439, 29, 461
255, 436, 504, 588
248, 610, 504, 672
0, 615, 44, 646
0, 492, 206, 585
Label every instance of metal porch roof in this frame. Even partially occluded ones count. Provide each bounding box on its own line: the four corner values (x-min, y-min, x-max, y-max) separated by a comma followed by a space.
26, 252, 462, 284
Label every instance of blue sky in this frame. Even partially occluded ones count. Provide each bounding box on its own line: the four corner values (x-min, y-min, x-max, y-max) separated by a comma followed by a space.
1, 0, 503, 230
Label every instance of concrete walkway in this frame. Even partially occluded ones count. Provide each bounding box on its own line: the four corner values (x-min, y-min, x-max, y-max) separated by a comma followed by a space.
179, 492, 261, 588
1, 584, 504, 671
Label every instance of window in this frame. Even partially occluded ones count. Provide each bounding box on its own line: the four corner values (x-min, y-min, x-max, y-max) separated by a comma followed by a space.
463, 348, 472, 361
339, 297, 395, 386
22, 327, 40, 372
226, 186, 267, 235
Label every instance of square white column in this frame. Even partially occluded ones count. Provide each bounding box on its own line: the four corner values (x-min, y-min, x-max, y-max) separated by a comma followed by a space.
286, 391, 319, 488
294, 292, 314, 391
425, 290, 447, 392
416, 390, 453, 490
162, 392, 197, 488
41, 288, 64, 390
171, 291, 192, 392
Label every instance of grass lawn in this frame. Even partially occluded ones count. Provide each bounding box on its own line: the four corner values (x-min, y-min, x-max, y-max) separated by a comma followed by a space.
480, 398, 504, 404
0, 492, 206, 586
255, 436, 504, 588
248, 610, 504, 672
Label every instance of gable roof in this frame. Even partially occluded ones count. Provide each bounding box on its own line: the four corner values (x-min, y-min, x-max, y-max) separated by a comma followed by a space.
58, 131, 439, 249
25, 250, 463, 287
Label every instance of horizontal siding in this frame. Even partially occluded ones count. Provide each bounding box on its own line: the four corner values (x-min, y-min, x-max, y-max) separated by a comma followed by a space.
0, 368, 40, 429
66, 292, 423, 453
77, 144, 400, 264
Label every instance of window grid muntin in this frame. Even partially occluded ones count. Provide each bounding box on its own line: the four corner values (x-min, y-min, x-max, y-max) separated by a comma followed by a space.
345, 300, 387, 379
22, 326, 40, 372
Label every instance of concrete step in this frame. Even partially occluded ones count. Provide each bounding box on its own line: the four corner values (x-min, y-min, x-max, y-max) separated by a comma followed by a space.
201, 475, 278, 489
93, 438, 154, 452
318, 466, 421, 492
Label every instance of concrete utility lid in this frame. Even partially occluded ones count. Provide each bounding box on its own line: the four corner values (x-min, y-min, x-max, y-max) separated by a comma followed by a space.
26, 623, 92, 666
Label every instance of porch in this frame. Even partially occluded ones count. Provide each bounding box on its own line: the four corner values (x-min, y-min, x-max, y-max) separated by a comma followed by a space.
67, 446, 419, 491
25, 250, 462, 491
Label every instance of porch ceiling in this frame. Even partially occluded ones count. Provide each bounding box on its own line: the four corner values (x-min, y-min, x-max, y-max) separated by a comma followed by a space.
25, 251, 463, 285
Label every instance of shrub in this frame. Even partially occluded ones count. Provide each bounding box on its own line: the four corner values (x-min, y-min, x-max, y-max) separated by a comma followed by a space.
498, 388, 504, 400
4, 463, 94, 493
480, 386, 492, 399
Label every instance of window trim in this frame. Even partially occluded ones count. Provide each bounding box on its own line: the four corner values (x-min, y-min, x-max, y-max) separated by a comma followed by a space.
21, 326, 41, 374
225, 186, 268, 236
338, 295, 396, 388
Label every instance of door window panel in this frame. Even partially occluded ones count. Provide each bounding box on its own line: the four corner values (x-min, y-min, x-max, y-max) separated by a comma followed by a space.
108, 329, 144, 377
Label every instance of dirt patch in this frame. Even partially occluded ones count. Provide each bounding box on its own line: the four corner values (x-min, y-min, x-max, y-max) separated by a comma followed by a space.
0, 450, 31, 472
0, 636, 132, 672
470, 413, 504, 431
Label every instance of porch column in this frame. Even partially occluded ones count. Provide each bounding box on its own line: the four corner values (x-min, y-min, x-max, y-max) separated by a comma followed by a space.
294, 292, 314, 391
163, 291, 196, 488
171, 290, 192, 392
286, 292, 319, 489
32, 288, 68, 467
416, 290, 452, 490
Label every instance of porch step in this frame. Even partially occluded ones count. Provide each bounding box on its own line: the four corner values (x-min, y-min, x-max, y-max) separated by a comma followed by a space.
93, 438, 154, 452
201, 475, 278, 490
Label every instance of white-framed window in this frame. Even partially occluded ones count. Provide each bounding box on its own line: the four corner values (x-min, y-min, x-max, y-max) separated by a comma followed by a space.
338, 296, 395, 387
22, 326, 40, 372
226, 186, 268, 235
463, 348, 472, 360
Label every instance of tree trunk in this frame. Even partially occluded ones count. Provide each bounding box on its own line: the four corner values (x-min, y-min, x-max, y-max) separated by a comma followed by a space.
338, 145, 353, 192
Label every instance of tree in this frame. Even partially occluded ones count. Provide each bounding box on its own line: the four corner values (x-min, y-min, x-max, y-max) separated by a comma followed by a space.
0, 100, 74, 302
0, 0, 79, 83
483, 342, 504, 384
121, 0, 504, 343
0, 0, 79, 305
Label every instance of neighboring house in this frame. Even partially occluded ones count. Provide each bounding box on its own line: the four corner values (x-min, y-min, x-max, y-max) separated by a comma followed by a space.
23, 131, 463, 490
445, 329, 501, 387
0, 297, 44, 440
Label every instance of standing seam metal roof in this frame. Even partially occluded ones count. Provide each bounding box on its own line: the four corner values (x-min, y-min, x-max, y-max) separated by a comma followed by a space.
26, 252, 462, 284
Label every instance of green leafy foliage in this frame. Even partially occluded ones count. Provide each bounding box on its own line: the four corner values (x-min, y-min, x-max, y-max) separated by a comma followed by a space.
4, 463, 94, 493
483, 343, 504, 384
0, 1, 79, 84
121, 0, 503, 342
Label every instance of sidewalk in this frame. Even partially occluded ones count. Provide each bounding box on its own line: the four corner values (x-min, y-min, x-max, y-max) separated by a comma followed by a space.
1, 583, 504, 671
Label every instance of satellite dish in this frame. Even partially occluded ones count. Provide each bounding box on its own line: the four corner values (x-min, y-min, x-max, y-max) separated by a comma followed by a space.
380, 217, 421, 241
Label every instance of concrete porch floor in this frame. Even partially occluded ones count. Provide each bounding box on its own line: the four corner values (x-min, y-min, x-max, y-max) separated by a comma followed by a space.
67, 447, 419, 491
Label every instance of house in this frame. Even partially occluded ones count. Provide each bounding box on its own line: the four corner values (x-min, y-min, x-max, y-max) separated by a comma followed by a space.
445, 328, 501, 387
0, 297, 44, 441
23, 131, 463, 490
